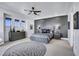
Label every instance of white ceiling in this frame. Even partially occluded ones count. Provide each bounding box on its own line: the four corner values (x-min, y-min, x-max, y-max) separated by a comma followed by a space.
0, 2, 73, 19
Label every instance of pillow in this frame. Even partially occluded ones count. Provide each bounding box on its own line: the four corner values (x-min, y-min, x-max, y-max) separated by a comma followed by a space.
42, 29, 50, 33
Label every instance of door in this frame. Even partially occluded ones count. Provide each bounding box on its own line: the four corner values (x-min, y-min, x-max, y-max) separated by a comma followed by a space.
4, 17, 11, 42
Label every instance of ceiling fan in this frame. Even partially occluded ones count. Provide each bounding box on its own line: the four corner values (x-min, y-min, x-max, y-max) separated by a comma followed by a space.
24, 7, 41, 15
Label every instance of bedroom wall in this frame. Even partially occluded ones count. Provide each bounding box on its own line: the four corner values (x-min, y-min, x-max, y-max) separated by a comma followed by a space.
35, 16, 68, 38
26, 19, 35, 38
0, 11, 4, 44
0, 7, 28, 42
67, 2, 79, 55
72, 3, 79, 56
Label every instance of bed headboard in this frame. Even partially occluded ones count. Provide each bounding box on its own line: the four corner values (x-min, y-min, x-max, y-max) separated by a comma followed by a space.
42, 29, 50, 33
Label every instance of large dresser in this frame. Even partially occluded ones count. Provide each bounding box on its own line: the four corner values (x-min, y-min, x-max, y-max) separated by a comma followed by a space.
9, 31, 26, 41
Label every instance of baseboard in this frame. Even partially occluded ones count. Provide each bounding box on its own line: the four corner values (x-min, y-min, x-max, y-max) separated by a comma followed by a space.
61, 38, 68, 40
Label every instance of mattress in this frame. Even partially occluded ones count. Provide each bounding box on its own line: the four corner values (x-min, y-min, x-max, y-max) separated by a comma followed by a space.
30, 33, 53, 43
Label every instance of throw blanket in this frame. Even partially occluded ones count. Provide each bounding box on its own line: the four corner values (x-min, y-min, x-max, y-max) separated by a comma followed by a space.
3, 42, 46, 56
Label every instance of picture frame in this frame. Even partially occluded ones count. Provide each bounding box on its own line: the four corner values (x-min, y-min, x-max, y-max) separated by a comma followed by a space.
68, 21, 70, 29
30, 24, 33, 30
73, 11, 79, 29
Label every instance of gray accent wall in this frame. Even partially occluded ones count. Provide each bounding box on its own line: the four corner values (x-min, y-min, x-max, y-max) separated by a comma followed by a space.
35, 16, 68, 38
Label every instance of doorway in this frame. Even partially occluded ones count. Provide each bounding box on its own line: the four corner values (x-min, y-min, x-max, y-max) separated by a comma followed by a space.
4, 13, 12, 42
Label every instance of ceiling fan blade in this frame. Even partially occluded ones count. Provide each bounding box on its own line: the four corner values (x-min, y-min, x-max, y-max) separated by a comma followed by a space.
34, 12, 38, 15
28, 12, 32, 15
29, 10, 33, 12
34, 11, 41, 12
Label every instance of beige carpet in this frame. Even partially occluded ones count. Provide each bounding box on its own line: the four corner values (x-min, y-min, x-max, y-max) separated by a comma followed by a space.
0, 38, 74, 56
45, 39, 74, 56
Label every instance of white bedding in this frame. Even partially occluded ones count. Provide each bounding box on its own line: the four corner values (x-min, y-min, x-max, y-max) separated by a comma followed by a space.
30, 33, 53, 43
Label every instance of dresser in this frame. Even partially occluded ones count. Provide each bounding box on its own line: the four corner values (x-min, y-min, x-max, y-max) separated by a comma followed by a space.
9, 31, 26, 41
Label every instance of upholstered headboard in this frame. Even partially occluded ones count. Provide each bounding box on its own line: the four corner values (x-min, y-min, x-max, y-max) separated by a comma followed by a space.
42, 29, 50, 33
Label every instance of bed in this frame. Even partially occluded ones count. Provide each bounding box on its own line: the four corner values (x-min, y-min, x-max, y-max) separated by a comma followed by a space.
2, 42, 46, 56
30, 29, 54, 43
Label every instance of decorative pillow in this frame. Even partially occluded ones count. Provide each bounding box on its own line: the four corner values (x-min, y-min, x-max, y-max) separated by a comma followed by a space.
42, 29, 50, 33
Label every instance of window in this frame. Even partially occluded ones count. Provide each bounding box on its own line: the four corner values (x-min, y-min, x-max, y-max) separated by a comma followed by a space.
21, 20, 25, 31
5, 17, 11, 27
15, 19, 20, 27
